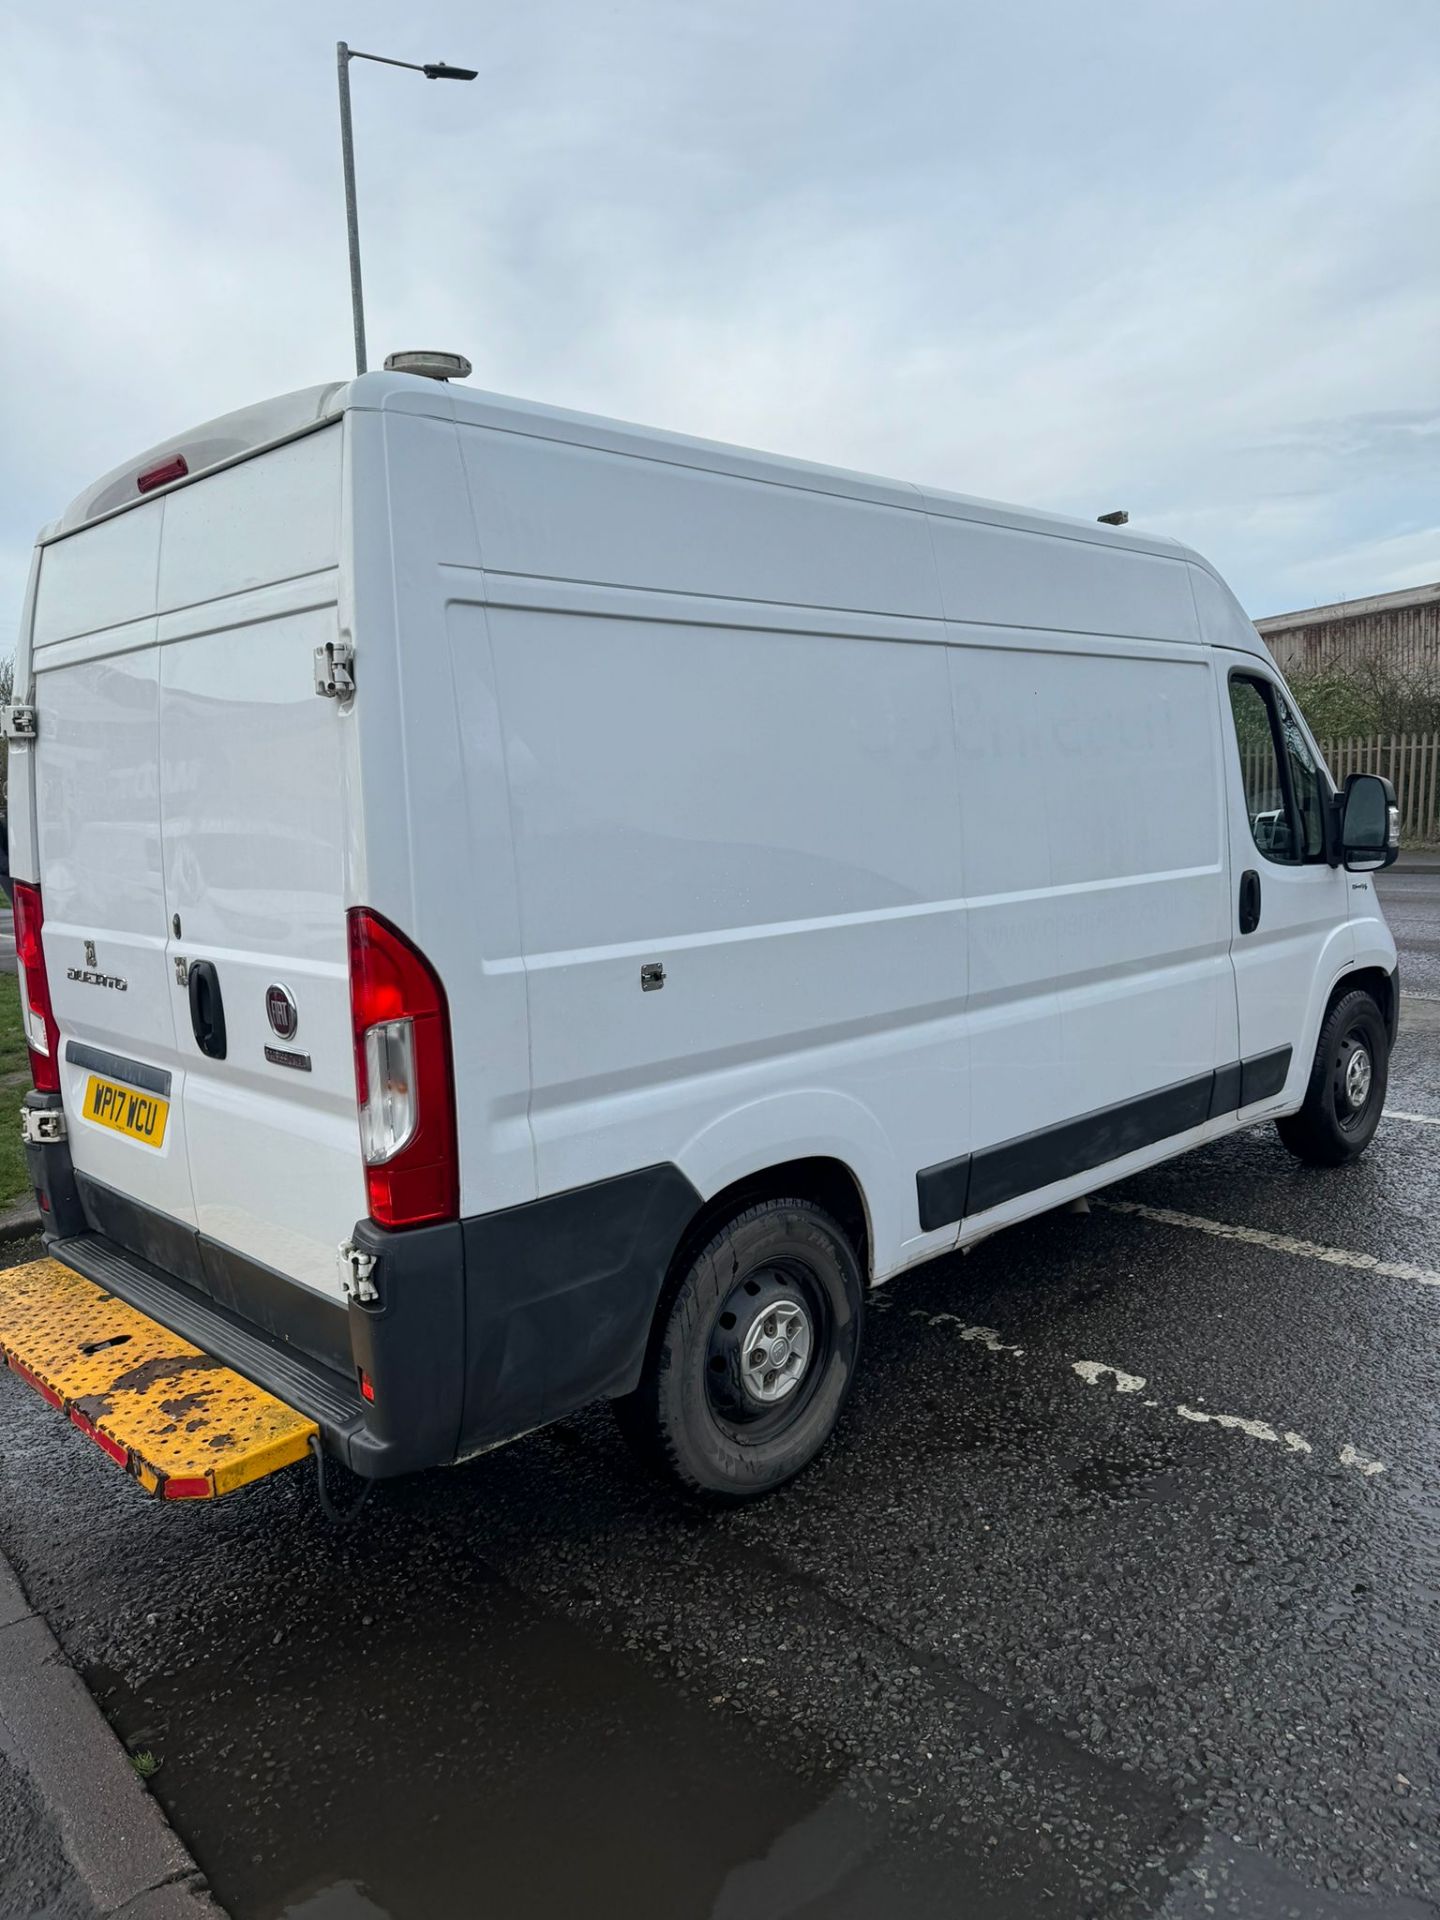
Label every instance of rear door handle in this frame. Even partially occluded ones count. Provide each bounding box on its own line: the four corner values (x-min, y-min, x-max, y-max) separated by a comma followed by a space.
1238, 869, 1261, 936
187, 960, 228, 1060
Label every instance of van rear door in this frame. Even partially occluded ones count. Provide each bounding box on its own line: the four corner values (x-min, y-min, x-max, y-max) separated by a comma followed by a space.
30, 419, 365, 1318
155, 427, 365, 1308
31, 502, 200, 1237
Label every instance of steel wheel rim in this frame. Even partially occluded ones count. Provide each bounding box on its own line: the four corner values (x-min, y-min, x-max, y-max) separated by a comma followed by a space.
705, 1258, 830, 1441
738, 1297, 812, 1404
1334, 1027, 1377, 1132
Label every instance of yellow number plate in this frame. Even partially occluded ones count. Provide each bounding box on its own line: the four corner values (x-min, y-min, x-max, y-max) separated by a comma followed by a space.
83, 1075, 169, 1149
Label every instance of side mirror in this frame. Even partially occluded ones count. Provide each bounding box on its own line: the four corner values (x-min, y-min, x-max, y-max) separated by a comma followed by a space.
1340, 771, 1399, 871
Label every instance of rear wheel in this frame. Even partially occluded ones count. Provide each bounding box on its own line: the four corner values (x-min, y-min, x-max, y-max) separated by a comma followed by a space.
614, 1197, 865, 1500
1275, 988, 1388, 1167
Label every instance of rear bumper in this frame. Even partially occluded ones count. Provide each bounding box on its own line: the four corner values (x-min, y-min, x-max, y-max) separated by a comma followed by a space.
46, 1224, 452, 1480
24, 1094, 701, 1480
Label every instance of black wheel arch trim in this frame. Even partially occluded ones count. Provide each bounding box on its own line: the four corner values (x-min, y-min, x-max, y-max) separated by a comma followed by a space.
1327, 962, 1400, 1049
458, 1162, 703, 1453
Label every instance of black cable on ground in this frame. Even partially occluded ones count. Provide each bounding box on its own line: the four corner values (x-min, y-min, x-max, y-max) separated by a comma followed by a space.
309, 1433, 375, 1528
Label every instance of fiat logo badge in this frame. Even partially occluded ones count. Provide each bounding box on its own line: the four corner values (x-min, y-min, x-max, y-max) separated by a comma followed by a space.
265, 983, 298, 1041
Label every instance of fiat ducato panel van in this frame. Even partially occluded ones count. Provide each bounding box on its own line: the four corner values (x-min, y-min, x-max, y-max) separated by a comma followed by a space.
4, 371, 1400, 1500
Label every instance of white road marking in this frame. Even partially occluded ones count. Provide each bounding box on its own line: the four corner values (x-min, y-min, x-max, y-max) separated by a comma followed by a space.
873, 1186, 1407, 1475
1177, 1405, 1312, 1453
891, 1322, 1391, 1479
927, 1313, 1024, 1355
1072, 1361, 1145, 1393
1385, 1110, 1440, 1127
1098, 1198, 1440, 1291
1338, 1444, 1387, 1477
1065, 1361, 1385, 1475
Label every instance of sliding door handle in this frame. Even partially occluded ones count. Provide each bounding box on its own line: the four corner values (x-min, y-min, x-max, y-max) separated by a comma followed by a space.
1238, 869, 1261, 936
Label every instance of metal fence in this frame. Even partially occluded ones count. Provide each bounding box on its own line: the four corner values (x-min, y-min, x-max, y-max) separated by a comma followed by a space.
1323, 732, 1440, 845
1238, 732, 1440, 846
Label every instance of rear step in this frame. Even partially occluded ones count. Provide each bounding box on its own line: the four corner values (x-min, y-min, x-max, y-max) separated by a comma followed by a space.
54, 1231, 363, 1435
0, 1257, 324, 1501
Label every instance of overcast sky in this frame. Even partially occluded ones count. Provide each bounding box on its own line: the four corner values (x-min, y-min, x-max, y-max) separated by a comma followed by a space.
2, 0, 1436, 629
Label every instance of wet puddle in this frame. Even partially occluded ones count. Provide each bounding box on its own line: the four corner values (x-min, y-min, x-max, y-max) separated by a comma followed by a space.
92, 1567, 884, 1920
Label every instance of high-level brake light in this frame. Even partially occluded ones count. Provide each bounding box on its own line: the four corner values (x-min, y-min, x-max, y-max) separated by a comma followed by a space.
13, 883, 60, 1093
346, 909, 458, 1228
136, 454, 188, 494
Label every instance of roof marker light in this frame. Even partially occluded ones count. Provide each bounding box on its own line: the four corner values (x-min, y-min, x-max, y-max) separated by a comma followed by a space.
136, 454, 188, 494
382, 350, 471, 382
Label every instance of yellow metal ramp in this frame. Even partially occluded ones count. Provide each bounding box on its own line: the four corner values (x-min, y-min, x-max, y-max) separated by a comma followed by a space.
0, 1257, 317, 1500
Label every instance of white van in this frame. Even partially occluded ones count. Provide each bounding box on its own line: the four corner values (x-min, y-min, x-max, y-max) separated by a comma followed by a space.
6, 369, 1400, 1500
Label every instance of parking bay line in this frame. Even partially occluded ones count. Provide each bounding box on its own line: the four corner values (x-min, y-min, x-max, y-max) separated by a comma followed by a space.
1384, 1109, 1440, 1126
868, 1299, 1389, 1476
1070, 1365, 1387, 1476
1096, 1198, 1440, 1291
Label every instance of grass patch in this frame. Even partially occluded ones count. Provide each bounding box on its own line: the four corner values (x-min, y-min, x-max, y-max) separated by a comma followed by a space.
0, 970, 32, 1210
0, 966, 26, 1075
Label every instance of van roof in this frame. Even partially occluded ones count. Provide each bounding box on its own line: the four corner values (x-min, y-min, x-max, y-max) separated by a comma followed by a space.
46, 371, 1197, 571
45, 382, 348, 539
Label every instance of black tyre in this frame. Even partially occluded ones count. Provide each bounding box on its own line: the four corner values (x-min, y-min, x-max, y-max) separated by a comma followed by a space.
1275, 988, 1388, 1167
613, 1197, 865, 1501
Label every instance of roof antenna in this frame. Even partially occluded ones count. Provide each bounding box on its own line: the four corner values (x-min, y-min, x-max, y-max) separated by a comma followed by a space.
1097, 509, 1129, 526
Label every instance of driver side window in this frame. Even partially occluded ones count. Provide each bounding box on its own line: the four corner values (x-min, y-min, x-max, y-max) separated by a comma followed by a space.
1229, 674, 1325, 864
1274, 686, 1326, 858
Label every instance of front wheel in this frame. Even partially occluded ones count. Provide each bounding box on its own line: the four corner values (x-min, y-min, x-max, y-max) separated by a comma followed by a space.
1276, 988, 1389, 1167
613, 1197, 865, 1501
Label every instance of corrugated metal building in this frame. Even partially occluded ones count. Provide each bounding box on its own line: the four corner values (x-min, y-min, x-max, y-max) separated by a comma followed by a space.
1257, 580, 1440, 679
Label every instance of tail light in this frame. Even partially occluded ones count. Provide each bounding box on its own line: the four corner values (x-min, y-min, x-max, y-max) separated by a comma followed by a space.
346, 908, 457, 1228
13, 883, 60, 1093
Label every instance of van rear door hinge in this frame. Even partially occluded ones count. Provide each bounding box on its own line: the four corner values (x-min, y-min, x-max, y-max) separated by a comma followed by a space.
2, 704, 37, 741
338, 1241, 379, 1304
20, 1107, 66, 1145
314, 640, 355, 700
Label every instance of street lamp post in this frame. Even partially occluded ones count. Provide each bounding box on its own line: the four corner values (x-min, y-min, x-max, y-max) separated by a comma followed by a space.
335, 42, 477, 376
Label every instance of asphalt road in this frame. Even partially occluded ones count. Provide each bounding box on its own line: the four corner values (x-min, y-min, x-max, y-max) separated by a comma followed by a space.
2, 871, 1438, 1920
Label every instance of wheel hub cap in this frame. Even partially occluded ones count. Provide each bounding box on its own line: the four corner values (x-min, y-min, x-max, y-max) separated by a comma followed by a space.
1344, 1046, 1372, 1111
740, 1299, 812, 1404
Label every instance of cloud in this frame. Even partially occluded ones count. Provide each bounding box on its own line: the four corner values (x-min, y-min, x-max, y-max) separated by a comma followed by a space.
2, 0, 1437, 631
1275, 524, 1440, 605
